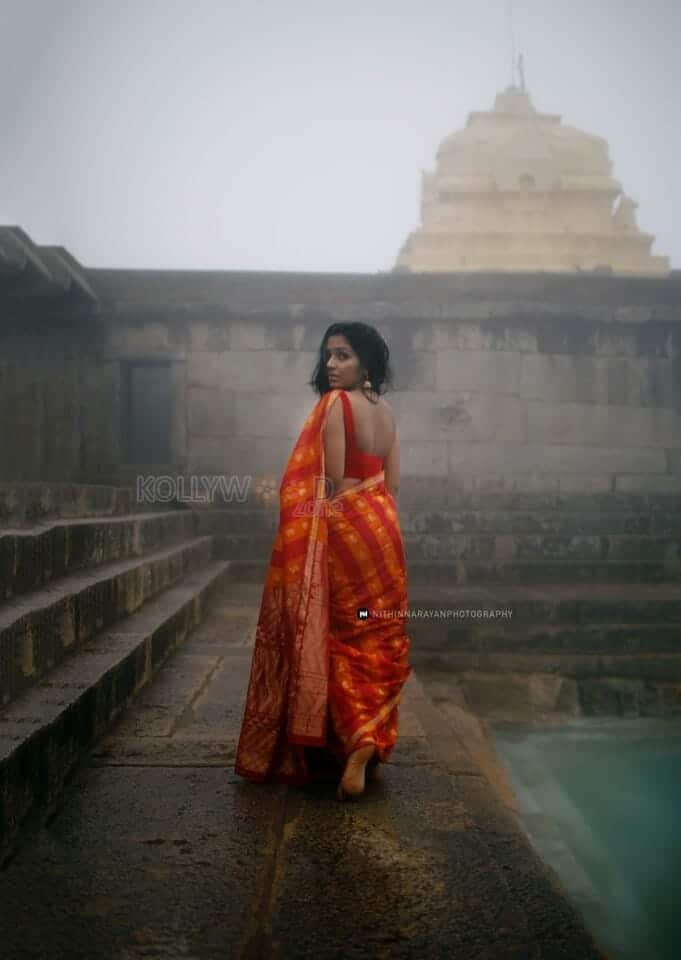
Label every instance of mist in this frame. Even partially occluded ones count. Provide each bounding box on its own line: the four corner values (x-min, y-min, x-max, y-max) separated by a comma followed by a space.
1, 0, 678, 271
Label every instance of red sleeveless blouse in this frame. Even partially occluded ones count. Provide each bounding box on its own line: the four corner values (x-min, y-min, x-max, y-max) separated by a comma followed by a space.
339, 389, 384, 479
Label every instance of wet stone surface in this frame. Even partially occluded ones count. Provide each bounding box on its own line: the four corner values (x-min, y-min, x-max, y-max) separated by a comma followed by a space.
0, 587, 607, 959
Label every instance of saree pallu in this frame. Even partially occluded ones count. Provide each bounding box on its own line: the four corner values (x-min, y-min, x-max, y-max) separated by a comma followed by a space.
234, 388, 412, 786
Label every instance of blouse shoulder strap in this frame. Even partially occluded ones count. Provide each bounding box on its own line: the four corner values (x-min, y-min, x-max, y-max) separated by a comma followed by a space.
338, 389, 355, 444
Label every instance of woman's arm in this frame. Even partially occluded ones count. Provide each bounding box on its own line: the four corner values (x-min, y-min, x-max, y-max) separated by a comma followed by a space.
322, 396, 345, 498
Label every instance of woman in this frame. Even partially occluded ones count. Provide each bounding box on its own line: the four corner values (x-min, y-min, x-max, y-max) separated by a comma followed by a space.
234, 321, 412, 800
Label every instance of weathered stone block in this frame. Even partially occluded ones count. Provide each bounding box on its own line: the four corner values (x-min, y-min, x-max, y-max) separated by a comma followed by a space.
402, 441, 448, 477
391, 350, 437, 391
595, 326, 639, 357
105, 320, 186, 358
188, 350, 317, 391
457, 671, 578, 718
449, 443, 666, 475
186, 320, 231, 353
446, 473, 562, 495
436, 349, 522, 394
615, 474, 681, 493
665, 449, 681, 474
233, 391, 307, 439
519, 353, 608, 404
398, 476, 450, 509
187, 386, 236, 437
527, 401, 681, 448
391, 390, 527, 444
186, 435, 292, 479
426, 317, 538, 353
535, 321, 598, 356
557, 475, 612, 493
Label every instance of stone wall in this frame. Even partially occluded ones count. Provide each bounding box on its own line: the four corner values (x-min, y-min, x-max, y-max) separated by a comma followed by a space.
2, 244, 681, 509
91, 267, 681, 509
0, 319, 119, 483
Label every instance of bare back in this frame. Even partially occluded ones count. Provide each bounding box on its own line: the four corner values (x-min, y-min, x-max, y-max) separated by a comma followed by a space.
346, 391, 395, 458
332, 390, 399, 496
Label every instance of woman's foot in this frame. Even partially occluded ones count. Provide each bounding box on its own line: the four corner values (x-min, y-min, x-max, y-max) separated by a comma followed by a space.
366, 752, 380, 782
336, 743, 376, 800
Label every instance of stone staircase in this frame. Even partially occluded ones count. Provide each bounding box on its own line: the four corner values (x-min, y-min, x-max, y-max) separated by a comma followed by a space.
201, 486, 681, 722
407, 580, 681, 718
400, 488, 681, 584
0, 482, 233, 864
400, 491, 681, 721
199, 487, 681, 582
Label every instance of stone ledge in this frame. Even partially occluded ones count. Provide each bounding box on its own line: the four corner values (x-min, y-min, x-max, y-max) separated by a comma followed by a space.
0, 481, 178, 527
0, 535, 215, 710
0, 558, 232, 866
0, 509, 198, 603
382, 674, 610, 958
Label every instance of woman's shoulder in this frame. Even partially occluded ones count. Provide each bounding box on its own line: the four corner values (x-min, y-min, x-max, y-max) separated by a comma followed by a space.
365, 392, 394, 420
333, 389, 394, 420
370, 393, 394, 417
348, 388, 392, 408
357, 393, 396, 434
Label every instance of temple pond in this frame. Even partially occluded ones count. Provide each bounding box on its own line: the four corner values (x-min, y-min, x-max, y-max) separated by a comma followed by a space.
493, 716, 681, 960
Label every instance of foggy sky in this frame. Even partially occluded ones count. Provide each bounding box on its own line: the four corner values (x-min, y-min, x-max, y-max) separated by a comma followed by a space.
1, 0, 678, 272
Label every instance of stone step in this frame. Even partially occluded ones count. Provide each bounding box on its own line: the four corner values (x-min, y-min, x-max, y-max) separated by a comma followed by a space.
0, 557, 233, 865
408, 558, 676, 584
407, 581, 681, 624
0, 481, 185, 527
200, 505, 681, 537
415, 652, 681, 721
409, 582, 681, 718
403, 511, 681, 536
195, 508, 276, 537
411, 621, 681, 655
200, 489, 681, 517
218, 570, 681, 626
211, 533, 274, 565
0, 535, 215, 710
211, 533, 679, 582
402, 486, 681, 514
0, 509, 199, 603
404, 532, 681, 570
413, 649, 681, 685
200, 507, 681, 580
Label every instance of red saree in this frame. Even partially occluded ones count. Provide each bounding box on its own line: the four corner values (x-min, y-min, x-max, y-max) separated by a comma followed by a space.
234, 388, 412, 786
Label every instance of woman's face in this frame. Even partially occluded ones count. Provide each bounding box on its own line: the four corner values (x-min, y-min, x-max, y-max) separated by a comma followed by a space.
324, 335, 362, 389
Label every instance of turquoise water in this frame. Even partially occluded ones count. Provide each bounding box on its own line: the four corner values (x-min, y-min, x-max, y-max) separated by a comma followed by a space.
493, 717, 681, 960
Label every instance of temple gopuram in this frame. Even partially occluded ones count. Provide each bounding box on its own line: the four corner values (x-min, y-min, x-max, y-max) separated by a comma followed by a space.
395, 83, 670, 276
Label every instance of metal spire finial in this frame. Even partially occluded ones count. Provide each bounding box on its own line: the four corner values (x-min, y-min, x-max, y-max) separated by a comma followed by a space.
508, 0, 516, 87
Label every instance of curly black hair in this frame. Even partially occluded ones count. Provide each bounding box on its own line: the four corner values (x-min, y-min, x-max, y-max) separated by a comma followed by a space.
308, 322, 394, 398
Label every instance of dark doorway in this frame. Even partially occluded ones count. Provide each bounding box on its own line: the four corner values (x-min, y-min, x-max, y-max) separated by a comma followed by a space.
122, 361, 172, 463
